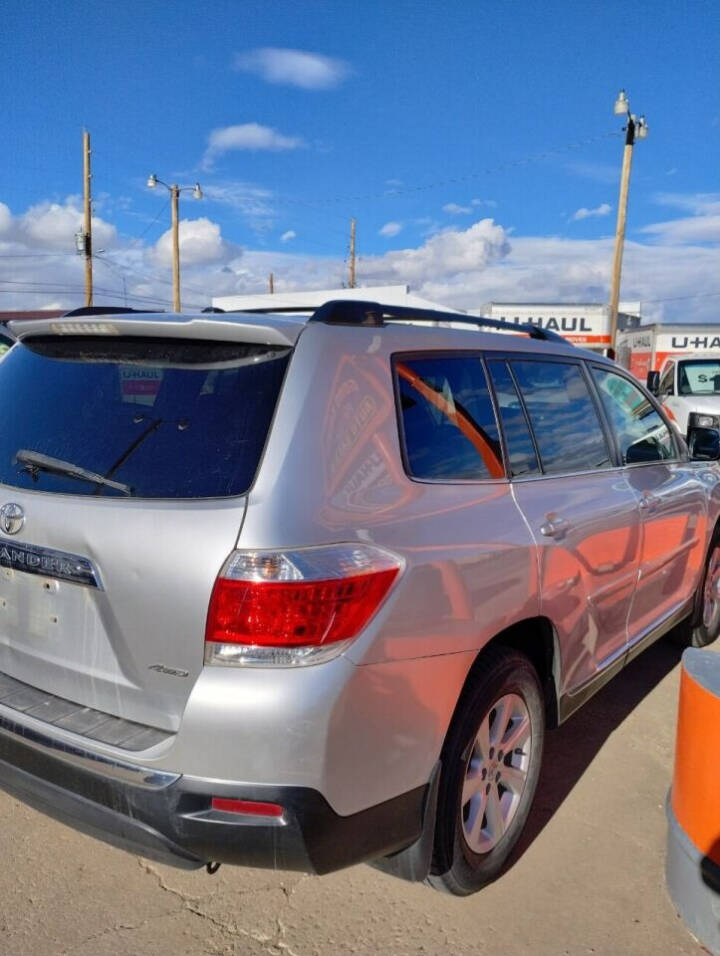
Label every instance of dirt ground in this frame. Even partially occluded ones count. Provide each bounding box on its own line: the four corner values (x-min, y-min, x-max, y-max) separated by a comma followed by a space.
0, 637, 708, 956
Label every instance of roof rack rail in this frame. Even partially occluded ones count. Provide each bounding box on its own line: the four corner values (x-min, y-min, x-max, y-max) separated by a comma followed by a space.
62, 306, 162, 317
226, 306, 315, 315
308, 299, 569, 344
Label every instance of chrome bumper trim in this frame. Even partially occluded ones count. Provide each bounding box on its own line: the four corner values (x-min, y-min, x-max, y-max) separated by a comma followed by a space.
0, 670, 172, 751
0, 710, 180, 790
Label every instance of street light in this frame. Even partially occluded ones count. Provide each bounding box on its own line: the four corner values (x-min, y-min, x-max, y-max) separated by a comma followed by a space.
613, 89, 629, 115
608, 90, 649, 350
146, 174, 203, 312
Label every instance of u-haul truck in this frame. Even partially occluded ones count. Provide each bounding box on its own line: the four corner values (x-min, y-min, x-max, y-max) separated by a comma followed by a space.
476, 301, 641, 353
617, 324, 720, 434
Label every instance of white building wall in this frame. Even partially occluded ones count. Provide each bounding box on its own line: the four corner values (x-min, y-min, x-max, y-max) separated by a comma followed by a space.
212, 284, 464, 314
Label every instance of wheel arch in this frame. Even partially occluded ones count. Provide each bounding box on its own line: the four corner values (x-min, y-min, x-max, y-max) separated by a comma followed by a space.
449, 617, 560, 736
493, 617, 560, 729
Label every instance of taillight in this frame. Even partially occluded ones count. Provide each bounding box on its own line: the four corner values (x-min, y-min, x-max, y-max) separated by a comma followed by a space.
204, 544, 403, 667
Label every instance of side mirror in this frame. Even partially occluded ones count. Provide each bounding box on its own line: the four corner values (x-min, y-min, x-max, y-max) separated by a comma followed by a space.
626, 438, 662, 464
688, 426, 720, 462
646, 371, 660, 395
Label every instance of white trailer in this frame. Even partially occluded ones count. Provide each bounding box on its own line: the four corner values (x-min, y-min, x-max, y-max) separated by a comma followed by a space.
476, 302, 641, 352
617, 324, 720, 433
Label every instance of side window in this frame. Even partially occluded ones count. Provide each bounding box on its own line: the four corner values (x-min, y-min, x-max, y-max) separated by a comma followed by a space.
591, 367, 676, 465
486, 360, 540, 477
395, 356, 504, 480
659, 362, 675, 396
510, 360, 612, 474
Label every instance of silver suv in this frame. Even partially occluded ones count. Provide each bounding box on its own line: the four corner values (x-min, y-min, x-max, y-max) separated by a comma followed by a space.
0, 300, 718, 896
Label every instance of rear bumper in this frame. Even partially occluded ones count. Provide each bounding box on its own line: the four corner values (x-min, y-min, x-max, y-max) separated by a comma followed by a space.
0, 709, 428, 875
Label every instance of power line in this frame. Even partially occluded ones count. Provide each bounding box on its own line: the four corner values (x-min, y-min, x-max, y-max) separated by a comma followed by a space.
93, 253, 211, 298
271, 130, 624, 208
91, 255, 165, 307
0, 283, 171, 307
0, 273, 174, 307
92, 256, 207, 309
0, 286, 157, 301
136, 197, 171, 241
0, 253, 76, 259
641, 290, 720, 304
0, 278, 105, 291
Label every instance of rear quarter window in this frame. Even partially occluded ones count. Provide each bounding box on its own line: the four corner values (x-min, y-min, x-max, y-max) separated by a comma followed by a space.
395, 354, 504, 480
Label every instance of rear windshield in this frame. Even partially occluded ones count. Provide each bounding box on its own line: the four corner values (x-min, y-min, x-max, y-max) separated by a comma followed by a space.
0, 336, 291, 498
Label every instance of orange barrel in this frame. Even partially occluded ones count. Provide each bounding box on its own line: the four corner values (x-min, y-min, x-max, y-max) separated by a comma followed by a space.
667, 648, 720, 955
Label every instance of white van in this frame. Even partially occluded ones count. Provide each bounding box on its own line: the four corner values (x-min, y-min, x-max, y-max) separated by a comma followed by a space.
616, 324, 720, 434
651, 352, 720, 434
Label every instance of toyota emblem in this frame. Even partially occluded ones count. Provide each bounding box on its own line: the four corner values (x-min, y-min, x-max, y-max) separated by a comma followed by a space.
0, 503, 25, 536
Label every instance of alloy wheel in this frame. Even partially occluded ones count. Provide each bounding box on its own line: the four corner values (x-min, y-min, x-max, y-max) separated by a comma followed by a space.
461, 693, 532, 855
702, 546, 720, 633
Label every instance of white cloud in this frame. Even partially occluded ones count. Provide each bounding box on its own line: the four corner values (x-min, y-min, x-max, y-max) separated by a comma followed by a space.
202, 123, 305, 169
412, 234, 719, 325
0, 198, 717, 327
642, 194, 720, 244
202, 181, 275, 218
379, 221, 402, 237
233, 48, 351, 90
653, 192, 720, 216
641, 216, 720, 244
19, 199, 117, 250
361, 219, 510, 283
0, 202, 11, 234
443, 200, 497, 215
280, 230, 296, 242
413, 219, 443, 238
0, 199, 236, 312
443, 203, 472, 215
572, 203, 612, 221
153, 218, 227, 266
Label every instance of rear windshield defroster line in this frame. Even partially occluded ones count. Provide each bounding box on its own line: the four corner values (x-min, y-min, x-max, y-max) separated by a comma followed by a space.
0, 337, 292, 500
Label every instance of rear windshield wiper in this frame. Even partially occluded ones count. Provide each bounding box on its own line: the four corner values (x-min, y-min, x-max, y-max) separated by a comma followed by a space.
15, 449, 133, 496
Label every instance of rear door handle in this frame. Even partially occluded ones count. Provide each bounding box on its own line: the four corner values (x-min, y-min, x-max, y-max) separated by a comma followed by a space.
639, 492, 659, 512
540, 514, 570, 539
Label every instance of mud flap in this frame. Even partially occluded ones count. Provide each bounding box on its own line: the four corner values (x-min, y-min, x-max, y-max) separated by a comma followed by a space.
370, 761, 440, 883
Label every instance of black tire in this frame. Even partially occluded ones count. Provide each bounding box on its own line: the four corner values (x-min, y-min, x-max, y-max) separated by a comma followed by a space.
427, 644, 545, 896
674, 530, 720, 648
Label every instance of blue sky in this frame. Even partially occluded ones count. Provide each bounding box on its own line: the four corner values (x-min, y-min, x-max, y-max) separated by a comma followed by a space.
1, 0, 718, 319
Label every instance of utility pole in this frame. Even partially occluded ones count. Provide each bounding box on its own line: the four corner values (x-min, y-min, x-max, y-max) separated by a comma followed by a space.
608, 90, 648, 349
170, 185, 180, 312
82, 131, 93, 306
147, 174, 203, 313
349, 218, 356, 289
269, 272, 274, 294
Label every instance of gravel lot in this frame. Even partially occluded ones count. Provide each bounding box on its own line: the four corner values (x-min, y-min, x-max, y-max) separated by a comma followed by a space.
0, 637, 706, 956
